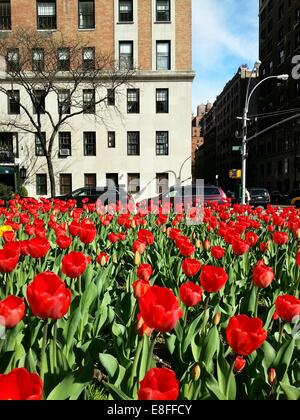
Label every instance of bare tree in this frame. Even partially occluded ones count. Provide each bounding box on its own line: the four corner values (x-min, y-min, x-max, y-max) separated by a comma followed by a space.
0, 28, 134, 197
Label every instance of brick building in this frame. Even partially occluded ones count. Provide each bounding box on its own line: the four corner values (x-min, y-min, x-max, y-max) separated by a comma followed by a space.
0, 0, 194, 199
248, 0, 300, 193
191, 103, 211, 181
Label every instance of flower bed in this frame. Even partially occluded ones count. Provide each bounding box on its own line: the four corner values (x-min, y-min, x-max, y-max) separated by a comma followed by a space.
0, 198, 299, 400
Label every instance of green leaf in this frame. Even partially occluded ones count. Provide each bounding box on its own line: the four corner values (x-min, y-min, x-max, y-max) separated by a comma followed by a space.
64, 307, 81, 353
182, 313, 203, 353
261, 341, 276, 371
99, 353, 119, 378
273, 337, 296, 381
202, 327, 220, 369
280, 382, 300, 400
104, 382, 133, 401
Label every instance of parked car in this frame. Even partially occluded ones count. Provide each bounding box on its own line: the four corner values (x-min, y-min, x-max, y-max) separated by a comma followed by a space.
54, 186, 133, 208
146, 185, 228, 208
248, 188, 271, 207
288, 190, 300, 208
270, 191, 289, 205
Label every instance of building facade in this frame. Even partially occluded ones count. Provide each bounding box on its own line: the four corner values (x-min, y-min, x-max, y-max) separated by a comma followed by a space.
248, 0, 300, 193
196, 66, 257, 191
0, 0, 194, 199
191, 103, 211, 181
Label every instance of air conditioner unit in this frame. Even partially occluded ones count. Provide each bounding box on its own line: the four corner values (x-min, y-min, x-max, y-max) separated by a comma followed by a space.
59, 149, 70, 156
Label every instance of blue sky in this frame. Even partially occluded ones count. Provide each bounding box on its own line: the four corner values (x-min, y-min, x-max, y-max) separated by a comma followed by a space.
192, 0, 259, 113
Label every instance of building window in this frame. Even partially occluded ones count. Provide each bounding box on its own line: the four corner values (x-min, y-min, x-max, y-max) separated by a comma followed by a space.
58, 90, 71, 115
127, 131, 140, 155
8, 90, 20, 114
156, 131, 169, 155
108, 131, 116, 148
82, 47, 95, 70
36, 174, 47, 195
32, 48, 44, 71
156, 0, 170, 22
128, 173, 140, 194
60, 174, 72, 195
35, 133, 46, 156
107, 89, 115, 106
37, 1, 56, 30
78, 0, 94, 29
0, 0, 11, 30
84, 173, 96, 188
6, 48, 19, 72
127, 89, 139, 113
83, 89, 95, 113
156, 173, 169, 194
156, 89, 169, 113
33, 90, 46, 114
57, 48, 70, 71
119, 0, 133, 22
119, 41, 133, 70
83, 132, 96, 156
156, 41, 170, 70
106, 173, 118, 188
58, 132, 71, 156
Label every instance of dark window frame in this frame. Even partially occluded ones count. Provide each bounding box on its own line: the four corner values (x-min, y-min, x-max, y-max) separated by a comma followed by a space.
37, 0, 57, 30
84, 173, 96, 188
58, 132, 72, 157
57, 48, 70, 71
36, 173, 47, 195
108, 131, 116, 148
83, 131, 96, 156
6, 48, 19, 72
156, 173, 169, 194
35, 132, 46, 156
107, 89, 115, 106
156, 40, 171, 70
82, 47, 95, 70
78, 0, 95, 29
156, 88, 169, 113
156, 0, 171, 22
7, 90, 20, 115
119, 0, 133, 22
156, 131, 169, 155
127, 173, 140, 194
0, 0, 11, 30
119, 41, 133, 70
33, 90, 46, 114
127, 131, 140, 156
127, 88, 140, 113
58, 89, 71, 115
32, 48, 45, 72
60, 173, 72, 195
83, 89, 95, 113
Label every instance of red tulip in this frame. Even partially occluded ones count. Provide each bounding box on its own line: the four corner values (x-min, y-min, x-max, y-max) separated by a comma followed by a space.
0, 246, 19, 273
62, 251, 87, 278
181, 258, 201, 277
226, 315, 267, 356
0, 296, 25, 329
27, 272, 71, 320
178, 241, 195, 257
136, 313, 153, 337
179, 282, 203, 307
0, 368, 43, 400
69, 220, 82, 237
233, 356, 246, 373
275, 295, 300, 322
273, 232, 289, 246
108, 233, 120, 243
138, 368, 179, 400
79, 220, 96, 244
259, 241, 269, 253
211, 246, 225, 260
139, 286, 183, 332
132, 279, 151, 299
138, 229, 154, 245
245, 232, 259, 247
232, 239, 250, 256
56, 235, 72, 249
169, 228, 182, 240
3, 231, 15, 243
200, 265, 228, 293
252, 260, 275, 289
96, 252, 109, 266
137, 264, 153, 281
132, 240, 146, 255
27, 237, 50, 259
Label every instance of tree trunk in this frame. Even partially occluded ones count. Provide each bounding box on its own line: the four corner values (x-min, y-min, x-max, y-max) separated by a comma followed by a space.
46, 154, 56, 198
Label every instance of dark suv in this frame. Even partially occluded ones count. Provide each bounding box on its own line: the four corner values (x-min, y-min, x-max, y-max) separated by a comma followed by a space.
54, 186, 132, 208
248, 188, 271, 207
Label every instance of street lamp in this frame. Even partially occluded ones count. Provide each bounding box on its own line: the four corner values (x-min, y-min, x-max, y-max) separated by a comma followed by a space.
241, 69, 289, 205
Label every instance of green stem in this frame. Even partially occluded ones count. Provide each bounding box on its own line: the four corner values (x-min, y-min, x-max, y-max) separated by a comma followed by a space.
201, 295, 210, 336
129, 337, 144, 390
146, 332, 158, 372
225, 360, 235, 400
183, 307, 189, 328
40, 320, 49, 382
278, 321, 285, 344
52, 321, 58, 373
78, 276, 82, 295
254, 287, 261, 317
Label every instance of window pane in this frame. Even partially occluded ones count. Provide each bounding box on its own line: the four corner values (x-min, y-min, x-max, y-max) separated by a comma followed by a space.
156, 173, 169, 194
60, 174, 72, 195
79, 0, 94, 29
84, 132, 96, 155
0, 1, 11, 30
36, 174, 47, 195
84, 173, 96, 188
156, 131, 168, 155
157, 42, 170, 70
37, 3, 55, 15
127, 132, 140, 155
128, 173, 140, 194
